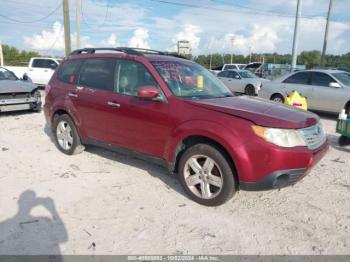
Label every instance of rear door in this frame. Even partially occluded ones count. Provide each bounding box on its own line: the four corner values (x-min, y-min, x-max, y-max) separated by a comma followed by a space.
105, 58, 170, 157
217, 71, 235, 91
75, 58, 116, 142
228, 71, 244, 93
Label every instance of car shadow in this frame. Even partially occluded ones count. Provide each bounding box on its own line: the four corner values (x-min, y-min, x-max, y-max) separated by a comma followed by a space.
43, 125, 186, 198
0, 110, 38, 117
327, 133, 350, 153
0, 190, 67, 260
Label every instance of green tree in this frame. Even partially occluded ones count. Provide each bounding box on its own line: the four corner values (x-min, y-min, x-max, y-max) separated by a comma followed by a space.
2, 44, 40, 66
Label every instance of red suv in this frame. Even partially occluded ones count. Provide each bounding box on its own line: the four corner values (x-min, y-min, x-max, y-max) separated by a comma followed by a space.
44, 48, 329, 206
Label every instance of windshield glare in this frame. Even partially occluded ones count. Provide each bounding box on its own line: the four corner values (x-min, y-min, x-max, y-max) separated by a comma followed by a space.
239, 70, 257, 79
332, 72, 350, 86
0, 68, 18, 80
152, 61, 233, 99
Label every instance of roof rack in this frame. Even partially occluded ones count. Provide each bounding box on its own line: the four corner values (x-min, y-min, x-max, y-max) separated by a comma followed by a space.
70, 47, 188, 59
70, 47, 165, 56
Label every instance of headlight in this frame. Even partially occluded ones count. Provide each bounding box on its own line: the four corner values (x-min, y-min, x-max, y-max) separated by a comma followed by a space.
252, 125, 306, 148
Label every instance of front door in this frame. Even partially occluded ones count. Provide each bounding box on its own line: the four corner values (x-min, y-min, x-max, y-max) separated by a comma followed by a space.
105, 59, 170, 158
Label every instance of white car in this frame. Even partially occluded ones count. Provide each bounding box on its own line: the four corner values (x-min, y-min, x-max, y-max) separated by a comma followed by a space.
259, 69, 350, 114
5, 57, 61, 86
217, 69, 268, 96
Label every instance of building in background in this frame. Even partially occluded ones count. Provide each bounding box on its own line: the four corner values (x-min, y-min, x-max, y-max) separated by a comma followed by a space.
177, 40, 191, 56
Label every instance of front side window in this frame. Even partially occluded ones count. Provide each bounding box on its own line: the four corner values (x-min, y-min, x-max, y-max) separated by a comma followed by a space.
0, 68, 18, 80
114, 60, 158, 96
283, 72, 311, 85
32, 59, 57, 69
152, 61, 233, 99
228, 71, 240, 79
332, 72, 350, 86
239, 70, 257, 79
78, 59, 115, 91
311, 72, 335, 87
217, 71, 228, 77
57, 59, 82, 84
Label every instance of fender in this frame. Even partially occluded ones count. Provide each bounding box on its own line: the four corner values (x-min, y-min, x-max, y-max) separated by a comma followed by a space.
163, 118, 251, 178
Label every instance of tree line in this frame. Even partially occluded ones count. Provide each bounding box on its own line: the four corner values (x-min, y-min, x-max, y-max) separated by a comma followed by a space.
2, 43, 350, 70
194, 50, 350, 70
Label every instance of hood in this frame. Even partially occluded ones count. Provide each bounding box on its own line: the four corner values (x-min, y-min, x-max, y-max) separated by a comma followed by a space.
0, 80, 36, 93
188, 96, 319, 129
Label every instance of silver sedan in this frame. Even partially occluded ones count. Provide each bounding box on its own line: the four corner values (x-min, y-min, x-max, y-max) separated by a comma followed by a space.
217, 70, 268, 96
259, 69, 350, 114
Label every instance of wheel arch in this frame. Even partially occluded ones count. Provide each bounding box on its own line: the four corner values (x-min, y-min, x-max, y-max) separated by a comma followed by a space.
51, 108, 85, 139
171, 135, 239, 188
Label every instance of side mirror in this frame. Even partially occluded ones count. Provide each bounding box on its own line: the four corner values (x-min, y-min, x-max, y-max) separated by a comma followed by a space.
50, 63, 58, 70
235, 75, 240, 79
137, 86, 161, 100
22, 73, 29, 81
329, 82, 341, 88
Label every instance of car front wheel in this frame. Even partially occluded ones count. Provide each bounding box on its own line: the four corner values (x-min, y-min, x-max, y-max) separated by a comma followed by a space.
271, 94, 284, 103
53, 114, 85, 155
178, 143, 236, 206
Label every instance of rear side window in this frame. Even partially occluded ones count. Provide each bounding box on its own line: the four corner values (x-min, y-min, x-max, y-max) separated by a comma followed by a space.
283, 72, 311, 85
78, 59, 115, 91
57, 59, 82, 84
311, 72, 334, 87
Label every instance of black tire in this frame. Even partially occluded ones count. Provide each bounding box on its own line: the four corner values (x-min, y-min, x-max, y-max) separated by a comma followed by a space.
53, 114, 85, 155
178, 143, 236, 206
338, 135, 350, 147
345, 102, 350, 115
245, 85, 256, 96
271, 94, 284, 103
31, 90, 42, 113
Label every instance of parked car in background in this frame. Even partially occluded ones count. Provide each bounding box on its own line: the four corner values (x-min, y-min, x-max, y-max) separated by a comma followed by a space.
217, 69, 268, 96
44, 47, 328, 206
259, 69, 350, 114
5, 57, 61, 86
0, 67, 41, 113
210, 63, 246, 75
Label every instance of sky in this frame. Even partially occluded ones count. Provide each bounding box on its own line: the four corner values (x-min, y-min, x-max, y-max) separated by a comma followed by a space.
0, 0, 350, 56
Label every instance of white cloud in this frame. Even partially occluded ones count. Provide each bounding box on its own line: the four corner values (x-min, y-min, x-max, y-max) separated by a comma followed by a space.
100, 33, 119, 46
128, 28, 150, 49
171, 24, 202, 53
23, 21, 93, 52
24, 22, 64, 51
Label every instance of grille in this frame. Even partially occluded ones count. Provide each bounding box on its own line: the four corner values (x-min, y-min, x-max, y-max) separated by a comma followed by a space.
300, 123, 327, 150
0, 93, 31, 100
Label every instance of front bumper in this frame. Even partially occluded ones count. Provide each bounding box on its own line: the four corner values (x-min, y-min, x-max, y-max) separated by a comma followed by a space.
237, 139, 329, 191
0, 97, 41, 112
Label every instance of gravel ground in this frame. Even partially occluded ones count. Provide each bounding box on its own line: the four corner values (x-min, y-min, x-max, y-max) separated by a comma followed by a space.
0, 101, 349, 255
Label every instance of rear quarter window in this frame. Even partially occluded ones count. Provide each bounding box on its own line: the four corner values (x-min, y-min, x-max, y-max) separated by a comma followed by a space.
57, 59, 82, 84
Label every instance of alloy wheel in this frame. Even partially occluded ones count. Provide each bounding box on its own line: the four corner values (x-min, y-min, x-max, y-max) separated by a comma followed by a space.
56, 121, 74, 150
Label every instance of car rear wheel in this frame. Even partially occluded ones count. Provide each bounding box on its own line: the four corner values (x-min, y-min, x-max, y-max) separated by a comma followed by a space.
178, 143, 236, 206
53, 114, 85, 155
271, 94, 284, 103
245, 85, 255, 96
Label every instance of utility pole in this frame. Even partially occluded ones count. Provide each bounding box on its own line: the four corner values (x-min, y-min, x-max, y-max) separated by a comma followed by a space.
291, 0, 301, 71
76, 0, 81, 49
63, 0, 71, 55
0, 41, 3, 66
321, 0, 333, 66
230, 36, 235, 64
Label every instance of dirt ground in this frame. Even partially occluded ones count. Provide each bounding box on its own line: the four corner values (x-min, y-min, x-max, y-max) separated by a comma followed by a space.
0, 97, 349, 255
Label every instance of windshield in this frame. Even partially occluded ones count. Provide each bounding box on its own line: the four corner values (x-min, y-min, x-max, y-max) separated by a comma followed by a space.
239, 70, 258, 79
332, 72, 350, 86
0, 68, 18, 80
152, 61, 233, 99
238, 65, 246, 70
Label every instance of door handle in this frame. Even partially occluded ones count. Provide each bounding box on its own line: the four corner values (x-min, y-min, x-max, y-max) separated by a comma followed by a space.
107, 101, 120, 108
68, 92, 78, 98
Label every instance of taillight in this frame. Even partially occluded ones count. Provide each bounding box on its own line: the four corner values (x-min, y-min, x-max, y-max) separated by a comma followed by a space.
45, 84, 52, 96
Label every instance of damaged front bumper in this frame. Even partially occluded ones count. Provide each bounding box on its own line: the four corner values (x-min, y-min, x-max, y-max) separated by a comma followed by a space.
0, 97, 41, 112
